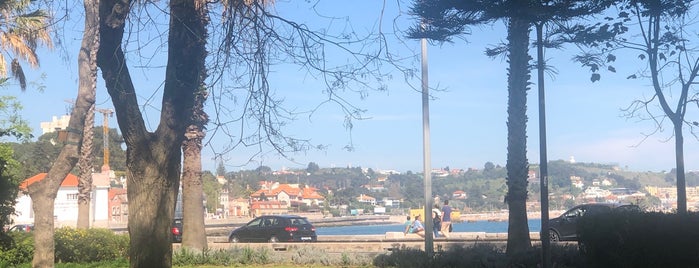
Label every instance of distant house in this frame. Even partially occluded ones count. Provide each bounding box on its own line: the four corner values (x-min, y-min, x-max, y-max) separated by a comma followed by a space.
108, 188, 128, 223
527, 170, 538, 183
570, 176, 584, 189
301, 187, 324, 207
357, 194, 376, 205
250, 182, 325, 208
14, 172, 110, 226
452, 190, 467, 200
228, 198, 250, 217
432, 169, 449, 177
380, 197, 402, 208
363, 184, 386, 192
250, 200, 287, 216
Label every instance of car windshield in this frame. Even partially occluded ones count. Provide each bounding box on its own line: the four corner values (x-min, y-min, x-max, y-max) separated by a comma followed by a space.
247, 218, 263, 227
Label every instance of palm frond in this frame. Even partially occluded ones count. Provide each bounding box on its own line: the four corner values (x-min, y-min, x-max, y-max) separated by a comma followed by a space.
0, 53, 6, 77
10, 58, 25, 90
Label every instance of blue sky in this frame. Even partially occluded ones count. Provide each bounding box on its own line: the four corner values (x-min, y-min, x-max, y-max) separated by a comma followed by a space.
11, 1, 699, 173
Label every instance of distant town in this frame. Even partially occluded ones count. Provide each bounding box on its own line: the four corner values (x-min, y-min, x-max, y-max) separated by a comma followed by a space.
11, 157, 699, 228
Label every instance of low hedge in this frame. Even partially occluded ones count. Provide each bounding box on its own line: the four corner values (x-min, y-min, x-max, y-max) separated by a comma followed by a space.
0, 231, 34, 267
54, 227, 129, 263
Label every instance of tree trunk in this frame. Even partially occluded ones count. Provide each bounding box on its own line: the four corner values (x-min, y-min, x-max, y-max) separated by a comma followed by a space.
77, 104, 96, 229
97, 0, 208, 266
674, 122, 687, 214
28, 0, 99, 266
30, 193, 57, 268
182, 125, 208, 250
505, 17, 532, 255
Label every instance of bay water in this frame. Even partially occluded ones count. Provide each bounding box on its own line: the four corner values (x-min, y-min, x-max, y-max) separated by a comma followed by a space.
315, 219, 542, 235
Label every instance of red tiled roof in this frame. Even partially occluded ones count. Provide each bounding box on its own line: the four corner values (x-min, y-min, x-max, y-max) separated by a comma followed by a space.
19, 173, 80, 190
108, 188, 127, 200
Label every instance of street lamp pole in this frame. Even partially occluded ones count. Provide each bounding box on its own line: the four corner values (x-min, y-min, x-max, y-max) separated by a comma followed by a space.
420, 20, 434, 256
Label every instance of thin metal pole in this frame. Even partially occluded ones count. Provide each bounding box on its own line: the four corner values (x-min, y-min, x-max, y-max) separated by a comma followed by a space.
536, 22, 551, 268
421, 22, 434, 256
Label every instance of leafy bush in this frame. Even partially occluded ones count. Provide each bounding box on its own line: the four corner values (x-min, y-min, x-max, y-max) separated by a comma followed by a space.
578, 211, 699, 267
0, 231, 34, 267
54, 227, 128, 263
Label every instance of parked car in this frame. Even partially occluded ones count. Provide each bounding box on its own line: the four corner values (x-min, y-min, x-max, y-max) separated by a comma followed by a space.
548, 203, 641, 242
171, 218, 183, 243
8, 224, 33, 232
228, 215, 317, 243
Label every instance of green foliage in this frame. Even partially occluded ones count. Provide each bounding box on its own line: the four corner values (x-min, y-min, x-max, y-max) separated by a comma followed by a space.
0, 143, 20, 236
374, 243, 585, 268
53, 227, 129, 263
173, 248, 236, 266
579, 211, 699, 267
306, 162, 319, 174
10, 127, 126, 180
0, 232, 33, 267
202, 170, 222, 212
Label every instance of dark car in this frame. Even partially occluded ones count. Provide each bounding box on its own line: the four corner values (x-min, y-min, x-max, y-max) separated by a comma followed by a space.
548, 203, 641, 242
228, 215, 317, 243
8, 224, 33, 232
171, 218, 183, 243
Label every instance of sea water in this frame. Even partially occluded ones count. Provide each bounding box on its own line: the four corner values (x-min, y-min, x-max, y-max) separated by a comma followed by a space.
315, 219, 542, 235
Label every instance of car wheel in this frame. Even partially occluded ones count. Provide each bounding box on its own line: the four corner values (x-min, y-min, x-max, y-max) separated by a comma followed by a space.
549, 230, 560, 242
229, 235, 240, 243
269, 236, 279, 243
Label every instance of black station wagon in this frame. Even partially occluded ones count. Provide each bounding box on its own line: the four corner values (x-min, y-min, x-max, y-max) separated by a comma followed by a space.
228, 215, 317, 243
548, 203, 641, 242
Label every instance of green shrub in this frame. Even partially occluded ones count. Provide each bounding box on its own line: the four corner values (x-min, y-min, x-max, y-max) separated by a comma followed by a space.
373, 243, 583, 268
578, 211, 699, 267
173, 248, 236, 266
54, 227, 129, 263
0, 232, 34, 267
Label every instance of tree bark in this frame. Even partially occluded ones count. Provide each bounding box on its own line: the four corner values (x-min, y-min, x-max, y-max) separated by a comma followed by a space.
77, 104, 96, 229
674, 121, 687, 213
28, 0, 99, 266
97, 0, 208, 266
505, 17, 532, 256
182, 125, 208, 250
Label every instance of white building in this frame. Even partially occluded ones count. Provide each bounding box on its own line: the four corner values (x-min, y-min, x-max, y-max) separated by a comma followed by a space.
39, 115, 71, 135
13, 172, 111, 227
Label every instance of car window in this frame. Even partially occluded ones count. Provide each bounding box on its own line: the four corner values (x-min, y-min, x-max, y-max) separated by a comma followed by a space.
583, 205, 610, 216
248, 218, 263, 227
615, 205, 641, 212
269, 218, 280, 226
564, 207, 584, 218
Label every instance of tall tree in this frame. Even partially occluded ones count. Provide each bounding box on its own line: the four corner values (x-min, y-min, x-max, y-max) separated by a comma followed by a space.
95, 0, 389, 264
409, 0, 534, 254
571, 0, 694, 213
181, 87, 209, 250
28, 0, 97, 265
97, 0, 208, 266
409, 0, 613, 256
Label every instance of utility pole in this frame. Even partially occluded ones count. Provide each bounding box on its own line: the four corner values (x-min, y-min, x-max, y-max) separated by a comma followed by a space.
96, 108, 114, 171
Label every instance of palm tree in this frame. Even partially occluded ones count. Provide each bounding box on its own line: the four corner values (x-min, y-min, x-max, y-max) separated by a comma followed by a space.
181, 88, 209, 250
76, 104, 95, 229
0, 0, 52, 90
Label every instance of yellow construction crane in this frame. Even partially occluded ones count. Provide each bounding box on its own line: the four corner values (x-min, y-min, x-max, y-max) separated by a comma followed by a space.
96, 108, 114, 170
